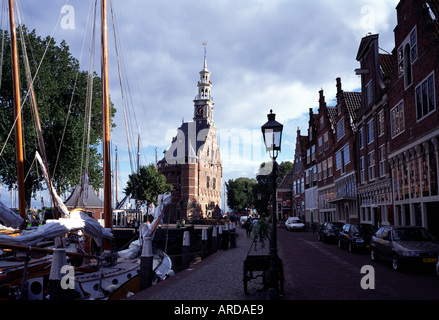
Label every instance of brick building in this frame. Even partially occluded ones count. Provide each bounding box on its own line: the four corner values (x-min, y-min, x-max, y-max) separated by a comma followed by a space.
291, 128, 307, 222
304, 109, 318, 227
157, 53, 222, 222
328, 78, 361, 224
387, 0, 439, 237
355, 34, 393, 228
295, 1, 439, 238
315, 89, 337, 223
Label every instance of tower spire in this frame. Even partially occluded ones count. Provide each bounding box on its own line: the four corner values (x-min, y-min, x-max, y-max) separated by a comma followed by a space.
194, 42, 214, 123
202, 41, 208, 69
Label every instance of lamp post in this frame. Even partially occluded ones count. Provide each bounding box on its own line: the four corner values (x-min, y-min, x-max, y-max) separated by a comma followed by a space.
261, 109, 283, 300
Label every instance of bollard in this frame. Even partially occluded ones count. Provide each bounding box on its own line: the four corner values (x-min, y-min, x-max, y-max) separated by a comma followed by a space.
182, 230, 191, 269
140, 237, 154, 291
222, 223, 229, 250
218, 225, 223, 250
212, 226, 218, 253
201, 228, 208, 259
230, 222, 236, 248
49, 248, 73, 300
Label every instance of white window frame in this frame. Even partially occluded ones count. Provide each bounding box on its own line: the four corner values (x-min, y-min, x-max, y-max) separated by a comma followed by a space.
367, 150, 376, 181
415, 71, 435, 122
366, 119, 374, 145
391, 100, 405, 138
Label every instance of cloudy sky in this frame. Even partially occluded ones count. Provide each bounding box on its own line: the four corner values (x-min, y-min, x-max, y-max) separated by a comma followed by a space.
10, 0, 400, 209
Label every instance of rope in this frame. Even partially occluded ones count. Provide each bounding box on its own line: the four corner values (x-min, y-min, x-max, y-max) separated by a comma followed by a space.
0, 0, 71, 159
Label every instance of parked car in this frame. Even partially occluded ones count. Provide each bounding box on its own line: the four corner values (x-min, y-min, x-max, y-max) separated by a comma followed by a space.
338, 223, 376, 253
285, 217, 305, 231
318, 222, 344, 243
370, 226, 439, 272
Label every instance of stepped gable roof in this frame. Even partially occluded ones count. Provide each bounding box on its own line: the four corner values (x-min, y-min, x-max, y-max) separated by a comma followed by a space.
343, 91, 361, 131
327, 106, 337, 131
277, 173, 293, 190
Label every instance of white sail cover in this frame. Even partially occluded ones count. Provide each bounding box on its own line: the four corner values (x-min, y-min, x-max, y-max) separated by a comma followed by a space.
0, 201, 24, 228
0, 209, 113, 247
35, 151, 70, 218
140, 194, 172, 239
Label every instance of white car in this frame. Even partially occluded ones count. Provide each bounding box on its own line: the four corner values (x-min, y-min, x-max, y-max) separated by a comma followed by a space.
285, 217, 305, 231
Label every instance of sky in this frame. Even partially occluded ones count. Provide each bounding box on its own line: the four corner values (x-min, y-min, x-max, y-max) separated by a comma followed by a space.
4, 0, 400, 211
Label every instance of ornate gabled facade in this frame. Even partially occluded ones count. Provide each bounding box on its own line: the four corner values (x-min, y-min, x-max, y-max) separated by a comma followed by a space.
355, 33, 393, 228
315, 89, 337, 223
387, 0, 439, 237
158, 51, 222, 222
292, 128, 308, 221
329, 78, 361, 223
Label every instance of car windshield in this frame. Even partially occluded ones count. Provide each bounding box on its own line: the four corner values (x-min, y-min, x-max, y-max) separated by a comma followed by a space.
393, 228, 436, 241
351, 224, 375, 234
328, 223, 341, 230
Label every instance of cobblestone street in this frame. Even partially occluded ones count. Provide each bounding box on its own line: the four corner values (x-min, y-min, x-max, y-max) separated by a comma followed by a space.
128, 226, 285, 300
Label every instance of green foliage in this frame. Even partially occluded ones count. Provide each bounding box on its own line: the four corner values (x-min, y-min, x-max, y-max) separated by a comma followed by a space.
224, 177, 257, 212
124, 164, 173, 210
251, 217, 272, 250
0, 27, 116, 207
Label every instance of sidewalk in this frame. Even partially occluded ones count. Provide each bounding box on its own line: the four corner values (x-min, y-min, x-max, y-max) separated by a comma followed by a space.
128, 226, 289, 300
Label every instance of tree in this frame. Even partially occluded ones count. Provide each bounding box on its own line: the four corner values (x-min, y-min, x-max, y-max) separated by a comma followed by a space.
124, 164, 173, 216
0, 27, 116, 207
225, 177, 257, 213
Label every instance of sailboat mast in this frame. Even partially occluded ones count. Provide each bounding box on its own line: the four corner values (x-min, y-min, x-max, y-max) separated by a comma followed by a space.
8, 0, 26, 220
101, 0, 112, 230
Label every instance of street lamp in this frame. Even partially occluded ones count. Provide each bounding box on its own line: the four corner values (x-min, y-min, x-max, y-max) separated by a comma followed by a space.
261, 109, 283, 299
261, 109, 283, 161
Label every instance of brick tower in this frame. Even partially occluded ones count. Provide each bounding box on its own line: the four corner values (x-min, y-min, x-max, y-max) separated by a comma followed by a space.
158, 47, 222, 222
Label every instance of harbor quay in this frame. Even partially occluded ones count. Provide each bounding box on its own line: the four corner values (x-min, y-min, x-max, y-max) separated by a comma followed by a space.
128, 226, 290, 301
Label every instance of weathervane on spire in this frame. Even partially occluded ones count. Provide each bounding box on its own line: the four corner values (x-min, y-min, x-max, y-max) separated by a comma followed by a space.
202, 41, 208, 57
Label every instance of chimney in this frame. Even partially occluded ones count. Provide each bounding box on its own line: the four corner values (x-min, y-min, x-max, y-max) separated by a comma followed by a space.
336, 77, 342, 94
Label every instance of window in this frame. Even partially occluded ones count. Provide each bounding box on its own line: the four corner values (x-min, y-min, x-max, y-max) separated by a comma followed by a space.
337, 117, 345, 141
365, 80, 373, 106
359, 127, 364, 150
378, 145, 386, 177
366, 119, 374, 144
410, 28, 418, 62
360, 157, 365, 184
318, 137, 323, 154
322, 160, 327, 180
307, 149, 311, 164
206, 176, 210, 189
391, 101, 405, 138
415, 73, 435, 120
328, 157, 333, 177
368, 151, 376, 180
336, 145, 350, 174
311, 145, 316, 161
318, 163, 322, 181
398, 27, 417, 88
377, 110, 384, 137
324, 132, 329, 150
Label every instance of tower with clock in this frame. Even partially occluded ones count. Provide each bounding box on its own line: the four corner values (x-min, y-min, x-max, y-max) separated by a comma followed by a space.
193, 46, 214, 125
158, 45, 222, 223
